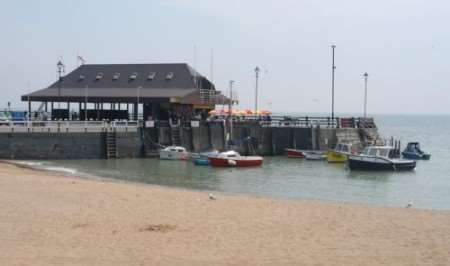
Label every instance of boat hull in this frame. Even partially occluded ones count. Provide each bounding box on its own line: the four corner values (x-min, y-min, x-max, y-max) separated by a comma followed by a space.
327, 151, 348, 163
348, 157, 416, 171
194, 157, 210, 166
305, 152, 327, 161
159, 151, 189, 160
285, 149, 305, 158
208, 156, 263, 167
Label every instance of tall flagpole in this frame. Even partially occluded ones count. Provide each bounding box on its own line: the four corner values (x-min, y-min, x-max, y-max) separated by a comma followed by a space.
210, 48, 214, 82
331, 45, 336, 121
363, 72, 369, 118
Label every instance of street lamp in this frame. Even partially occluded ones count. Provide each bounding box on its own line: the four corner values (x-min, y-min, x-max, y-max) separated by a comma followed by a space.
254, 66, 260, 115
228, 80, 235, 140
57, 60, 65, 109
363, 72, 369, 118
331, 45, 336, 121
228, 80, 234, 115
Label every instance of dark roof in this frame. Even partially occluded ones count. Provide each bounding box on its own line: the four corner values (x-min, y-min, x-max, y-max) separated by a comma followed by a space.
22, 63, 215, 103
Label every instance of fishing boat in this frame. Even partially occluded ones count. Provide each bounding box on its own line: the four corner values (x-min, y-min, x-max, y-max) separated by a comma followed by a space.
327, 143, 352, 163
402, 142, 431, 160
348, 146, 416, 171
208, 151, 263, 167
285, 148, 305, 158
159, 146, 189, 160
305, 151, 327, 161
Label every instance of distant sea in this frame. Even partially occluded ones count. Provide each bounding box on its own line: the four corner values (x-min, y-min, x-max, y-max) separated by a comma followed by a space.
37, 114, 450, 210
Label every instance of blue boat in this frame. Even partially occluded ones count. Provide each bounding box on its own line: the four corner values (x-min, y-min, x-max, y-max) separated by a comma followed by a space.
402, 142, 431, 160
192, 150, 219, 166
194, 157, 210, 166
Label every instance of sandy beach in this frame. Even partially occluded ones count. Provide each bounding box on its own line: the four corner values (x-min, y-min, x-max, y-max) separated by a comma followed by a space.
0, 162, 449, 266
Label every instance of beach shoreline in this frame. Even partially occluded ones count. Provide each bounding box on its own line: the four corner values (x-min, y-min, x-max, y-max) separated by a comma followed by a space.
0, 161, 449, 265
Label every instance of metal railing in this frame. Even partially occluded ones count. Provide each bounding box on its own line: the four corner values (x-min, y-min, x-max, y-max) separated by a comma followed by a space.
208, 116, 376, 129
0, 120, 140, 133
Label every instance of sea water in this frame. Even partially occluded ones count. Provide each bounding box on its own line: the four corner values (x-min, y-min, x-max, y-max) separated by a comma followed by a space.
42, 114, 450, 210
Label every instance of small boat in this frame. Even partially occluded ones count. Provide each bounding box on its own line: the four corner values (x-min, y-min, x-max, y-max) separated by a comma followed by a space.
305, 151, 327, 161
208, 150, 263, 167
191, 150, 219, 166
402, 142, 431, 160
327, 143, 352, 163
285, 148, 305, 158
194, 157, 210, 166
159, 146, 189, 160
348, 146, 416, 171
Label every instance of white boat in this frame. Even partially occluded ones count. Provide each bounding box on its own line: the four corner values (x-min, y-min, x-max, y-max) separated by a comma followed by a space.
305, 151, 327, 161
159, 146, 189, 160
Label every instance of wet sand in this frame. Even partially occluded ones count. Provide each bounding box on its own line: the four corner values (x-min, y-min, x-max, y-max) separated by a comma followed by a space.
0, 161, 449, 266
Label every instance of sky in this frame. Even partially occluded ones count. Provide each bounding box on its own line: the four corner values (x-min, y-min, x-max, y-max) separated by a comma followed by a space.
0, 0, 449, 114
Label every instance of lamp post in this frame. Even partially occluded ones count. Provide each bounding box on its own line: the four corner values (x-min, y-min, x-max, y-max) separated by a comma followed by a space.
56, 60, 65, 110
254, 66, 260, 115
331, 45, 336, 121
228, 80, 235, 139
363, 72, 369, 118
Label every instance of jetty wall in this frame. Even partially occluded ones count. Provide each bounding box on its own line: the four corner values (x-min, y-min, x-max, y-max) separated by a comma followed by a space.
0, 132, 140, 160
0, 121, 372, 159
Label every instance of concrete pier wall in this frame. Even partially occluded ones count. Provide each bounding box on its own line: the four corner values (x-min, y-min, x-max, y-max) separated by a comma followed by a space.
209, 122, 225, 151
180, 127, 194, 151
192, 122, 211, 152
158, 127, 172, 146
0, 132, 140, 160
271, 128, 293, 155
0, 122, 368, 159
0, 133, 105, 159
115, 132, 142, 158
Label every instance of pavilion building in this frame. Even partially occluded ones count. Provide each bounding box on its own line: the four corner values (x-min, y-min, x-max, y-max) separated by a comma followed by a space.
21, 63, 221, 121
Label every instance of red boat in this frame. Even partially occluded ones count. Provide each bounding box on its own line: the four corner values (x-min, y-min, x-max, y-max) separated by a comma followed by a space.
285, 148, 305, 158
208, 151, 263, 167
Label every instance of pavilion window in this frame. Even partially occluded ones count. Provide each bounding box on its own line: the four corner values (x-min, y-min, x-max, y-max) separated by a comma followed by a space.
166, 72, 174, 80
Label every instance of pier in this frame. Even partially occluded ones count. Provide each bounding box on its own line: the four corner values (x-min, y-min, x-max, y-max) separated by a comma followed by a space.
0, 62, 382, 160
0, 116, 378, 159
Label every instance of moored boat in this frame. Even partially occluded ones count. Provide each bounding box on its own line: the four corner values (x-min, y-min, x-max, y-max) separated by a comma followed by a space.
348, 146, 416, 171
194, 157, 210, 166
208, 151, 263, 167
191, 150, 219, 166
285, 148, 305, 158
159, 146, 189, 160
305, 151, 327, 161
402, 142, 431, 160
327, 143, 352, 163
